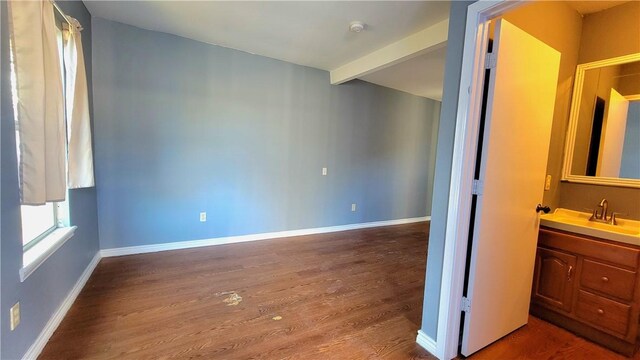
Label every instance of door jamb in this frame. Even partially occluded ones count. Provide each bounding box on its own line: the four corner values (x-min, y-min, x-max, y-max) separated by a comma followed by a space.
435, 1, 526, 359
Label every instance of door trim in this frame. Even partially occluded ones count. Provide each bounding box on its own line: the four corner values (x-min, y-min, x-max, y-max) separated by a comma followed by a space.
434, 1, 525, 359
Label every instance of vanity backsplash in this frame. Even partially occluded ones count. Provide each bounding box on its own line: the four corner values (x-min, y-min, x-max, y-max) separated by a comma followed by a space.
559, 182, 640, 220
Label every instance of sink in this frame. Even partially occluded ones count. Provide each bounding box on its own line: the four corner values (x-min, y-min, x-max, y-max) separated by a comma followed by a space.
540, 208, 640, 246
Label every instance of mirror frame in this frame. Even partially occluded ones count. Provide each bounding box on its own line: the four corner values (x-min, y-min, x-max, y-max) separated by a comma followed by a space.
562, 53, 640, 188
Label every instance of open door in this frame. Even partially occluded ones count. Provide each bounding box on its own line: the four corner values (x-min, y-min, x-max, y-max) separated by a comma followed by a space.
460, 19, 560, 356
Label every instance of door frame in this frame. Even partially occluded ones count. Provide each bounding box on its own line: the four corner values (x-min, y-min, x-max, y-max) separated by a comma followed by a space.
434, 1, 527, 359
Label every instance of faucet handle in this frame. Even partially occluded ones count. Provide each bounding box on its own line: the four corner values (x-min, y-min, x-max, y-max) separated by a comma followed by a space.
609, 212, 629, 225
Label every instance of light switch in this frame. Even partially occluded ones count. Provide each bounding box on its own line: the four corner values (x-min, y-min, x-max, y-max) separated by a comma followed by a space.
10, 302, 20, 331
322, 167, 327, 176
351, 204, 357, 212
544, 175, 552, 191
200, 212, 207, 222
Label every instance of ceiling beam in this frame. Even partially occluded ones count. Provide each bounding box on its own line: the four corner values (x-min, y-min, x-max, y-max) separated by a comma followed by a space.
329, 18, 449, 85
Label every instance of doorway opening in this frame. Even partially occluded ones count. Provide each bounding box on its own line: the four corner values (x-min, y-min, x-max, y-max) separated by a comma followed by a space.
434, 1, 640, 359
434, 3, 534, 358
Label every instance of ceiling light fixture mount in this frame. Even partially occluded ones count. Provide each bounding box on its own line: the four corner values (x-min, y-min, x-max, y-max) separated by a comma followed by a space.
349, 21, 365, 33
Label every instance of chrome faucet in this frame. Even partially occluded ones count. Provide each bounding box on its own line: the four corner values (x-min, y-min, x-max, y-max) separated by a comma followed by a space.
599, 199, 608, 220
589, 198, 617, 225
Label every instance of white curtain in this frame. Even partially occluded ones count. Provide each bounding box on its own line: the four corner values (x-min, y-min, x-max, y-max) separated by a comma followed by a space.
9, 0, 66, 205
63, 18, 95, 188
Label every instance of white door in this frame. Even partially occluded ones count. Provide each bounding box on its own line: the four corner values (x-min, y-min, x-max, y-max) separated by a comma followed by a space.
598, 88, 629, 177
460, 19, 561, 356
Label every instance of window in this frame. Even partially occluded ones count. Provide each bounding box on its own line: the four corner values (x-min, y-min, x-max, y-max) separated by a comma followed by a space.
20, 203, 56, 247
11, 11, 77, 282
11, 19, 70, 251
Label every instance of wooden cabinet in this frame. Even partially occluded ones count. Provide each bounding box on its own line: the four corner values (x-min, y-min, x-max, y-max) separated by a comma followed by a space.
532, 248, 576, 313
531, 227, 640, 356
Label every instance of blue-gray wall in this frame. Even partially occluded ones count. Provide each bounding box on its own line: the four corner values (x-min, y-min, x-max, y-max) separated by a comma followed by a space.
620, 101, 640, 179
92, 18, 441, 250
0, 1, 100, 359
421, 1, 474, 340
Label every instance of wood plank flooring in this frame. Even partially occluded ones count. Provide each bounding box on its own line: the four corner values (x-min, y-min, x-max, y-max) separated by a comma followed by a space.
467, 315, 636, 360
40, 223, 433, 359
40, 222, 637, 359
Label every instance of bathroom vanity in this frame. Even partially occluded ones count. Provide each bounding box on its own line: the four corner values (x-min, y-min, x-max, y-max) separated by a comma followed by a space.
531, 210, 640, 356
529, 23, 640, 357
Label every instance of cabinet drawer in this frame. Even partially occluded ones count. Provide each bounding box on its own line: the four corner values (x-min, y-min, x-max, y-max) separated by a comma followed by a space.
575, 290, 631, 337
581, 259, 636, 301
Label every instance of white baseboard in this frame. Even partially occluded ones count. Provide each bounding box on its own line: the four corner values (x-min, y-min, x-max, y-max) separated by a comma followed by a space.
416, 330, 439, 358
101, 216, 430, 257
22, 252, 101, 360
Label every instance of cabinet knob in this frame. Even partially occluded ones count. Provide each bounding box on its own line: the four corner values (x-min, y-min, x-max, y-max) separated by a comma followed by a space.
601, 276, 609, 282
597, 309, 605, 315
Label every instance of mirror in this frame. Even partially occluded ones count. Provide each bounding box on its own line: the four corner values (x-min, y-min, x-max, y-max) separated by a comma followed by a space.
563, 54, 640, 188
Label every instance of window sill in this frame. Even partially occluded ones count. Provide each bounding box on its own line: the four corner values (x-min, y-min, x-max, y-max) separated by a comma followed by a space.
20, 226, 77, 282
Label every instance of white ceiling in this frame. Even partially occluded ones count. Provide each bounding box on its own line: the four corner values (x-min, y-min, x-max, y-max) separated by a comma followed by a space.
83, 1, 450, 100
360, 46, 446, 100
84, 1, 450, 71
566, 0, 629, 15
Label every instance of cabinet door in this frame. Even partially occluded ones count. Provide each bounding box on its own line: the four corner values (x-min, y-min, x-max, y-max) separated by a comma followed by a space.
532, 248, 577, 313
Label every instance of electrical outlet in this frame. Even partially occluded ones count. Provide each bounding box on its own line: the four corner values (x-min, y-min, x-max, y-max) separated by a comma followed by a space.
199, 212, 207, 222
544, 175, 552, 191
322, 167, 327, 176
10, 302, 20, 331
351, 203, 356, 212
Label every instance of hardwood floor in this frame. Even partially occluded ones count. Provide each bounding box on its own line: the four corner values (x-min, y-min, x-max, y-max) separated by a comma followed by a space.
40, 222, 637, 359
467, 316, 635, 360
40, 222, 433, 359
